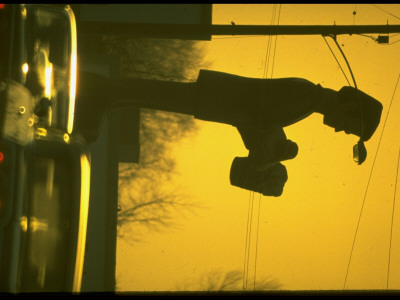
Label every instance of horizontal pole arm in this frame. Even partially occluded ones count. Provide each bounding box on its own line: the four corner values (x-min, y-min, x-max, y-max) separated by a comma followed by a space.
78, 23, 400, 38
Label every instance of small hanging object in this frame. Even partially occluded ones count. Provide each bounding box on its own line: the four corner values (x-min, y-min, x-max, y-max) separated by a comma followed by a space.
353, 139, 367, 165
377, 35, 389, 44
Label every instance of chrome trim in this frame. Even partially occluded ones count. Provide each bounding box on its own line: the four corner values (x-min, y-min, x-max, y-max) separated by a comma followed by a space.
72, 154, 90, 293
65, 5, 77, 135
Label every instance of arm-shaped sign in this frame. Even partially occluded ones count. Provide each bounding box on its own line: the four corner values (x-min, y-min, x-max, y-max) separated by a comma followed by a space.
74, 69, 383, 196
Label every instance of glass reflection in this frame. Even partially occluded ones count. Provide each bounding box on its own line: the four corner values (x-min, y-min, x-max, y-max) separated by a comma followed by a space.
18, 155, 73, 292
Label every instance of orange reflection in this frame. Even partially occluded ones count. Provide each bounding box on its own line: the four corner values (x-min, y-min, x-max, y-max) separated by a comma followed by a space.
72, 154, 90, 293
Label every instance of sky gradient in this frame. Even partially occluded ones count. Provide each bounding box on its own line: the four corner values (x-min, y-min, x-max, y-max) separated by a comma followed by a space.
116, 4, 400, 291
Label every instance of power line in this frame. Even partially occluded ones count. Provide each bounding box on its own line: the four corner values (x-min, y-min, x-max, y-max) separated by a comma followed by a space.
242, 4, 282, 292
263, 4, 277, 79
243, 191, 255, 291
370, 4, 400, 21
270, 4, 281, 79
387, 147, 400, 290
389, 38, 400, 45
253, 4, 281, 291
322, 36, 352, 87
327, 36, 366, 143
354, 33, 400, 45
343, 73, 400, 289
253, 194, 262, 291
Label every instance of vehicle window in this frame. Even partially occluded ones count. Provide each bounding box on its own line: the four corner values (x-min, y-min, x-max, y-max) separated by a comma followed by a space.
18, 154, 74, 292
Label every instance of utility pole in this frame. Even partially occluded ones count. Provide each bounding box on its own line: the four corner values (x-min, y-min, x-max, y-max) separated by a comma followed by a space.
78, 23, 400, 39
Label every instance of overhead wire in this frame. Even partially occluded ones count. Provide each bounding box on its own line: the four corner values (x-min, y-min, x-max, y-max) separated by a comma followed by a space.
328, 36, 359, 89
321, 34, 361, 288
253, 3, 281, 291
253, 193, 262, 291
388, 39, 400, 45
370, 4, 400, 21
328, 36, 365, 141
243, 192, 255, 291
252, 4, 400, 290
322, 36, 352, 87
242, 192, 252, 290
263, 4, 277, 79
321, 30, 400, 290
343, 73, 400, 289
242, 1, 276, 286
322, 34, 365, 153
354, 33, 400, 45
270, 4, 281, 79
353, 4, 357, 26
242, 3, 281, 291
240, 4, 399, 291
240, 6, 278, 286
352, 5, 399, 46
387, 147, 400, 290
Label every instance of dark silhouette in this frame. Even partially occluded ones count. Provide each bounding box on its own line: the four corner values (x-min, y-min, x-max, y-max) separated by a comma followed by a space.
89, 37, 208, 240
175, 269, 282, 291
74, 69, 383, 196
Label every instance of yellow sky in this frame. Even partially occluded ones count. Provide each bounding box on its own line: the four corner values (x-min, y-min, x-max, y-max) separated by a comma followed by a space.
116, 4, 400, 291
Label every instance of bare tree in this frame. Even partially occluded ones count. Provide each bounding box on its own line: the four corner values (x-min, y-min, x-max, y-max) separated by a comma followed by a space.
97, 35, 210, 241
176, 269, 282, 291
